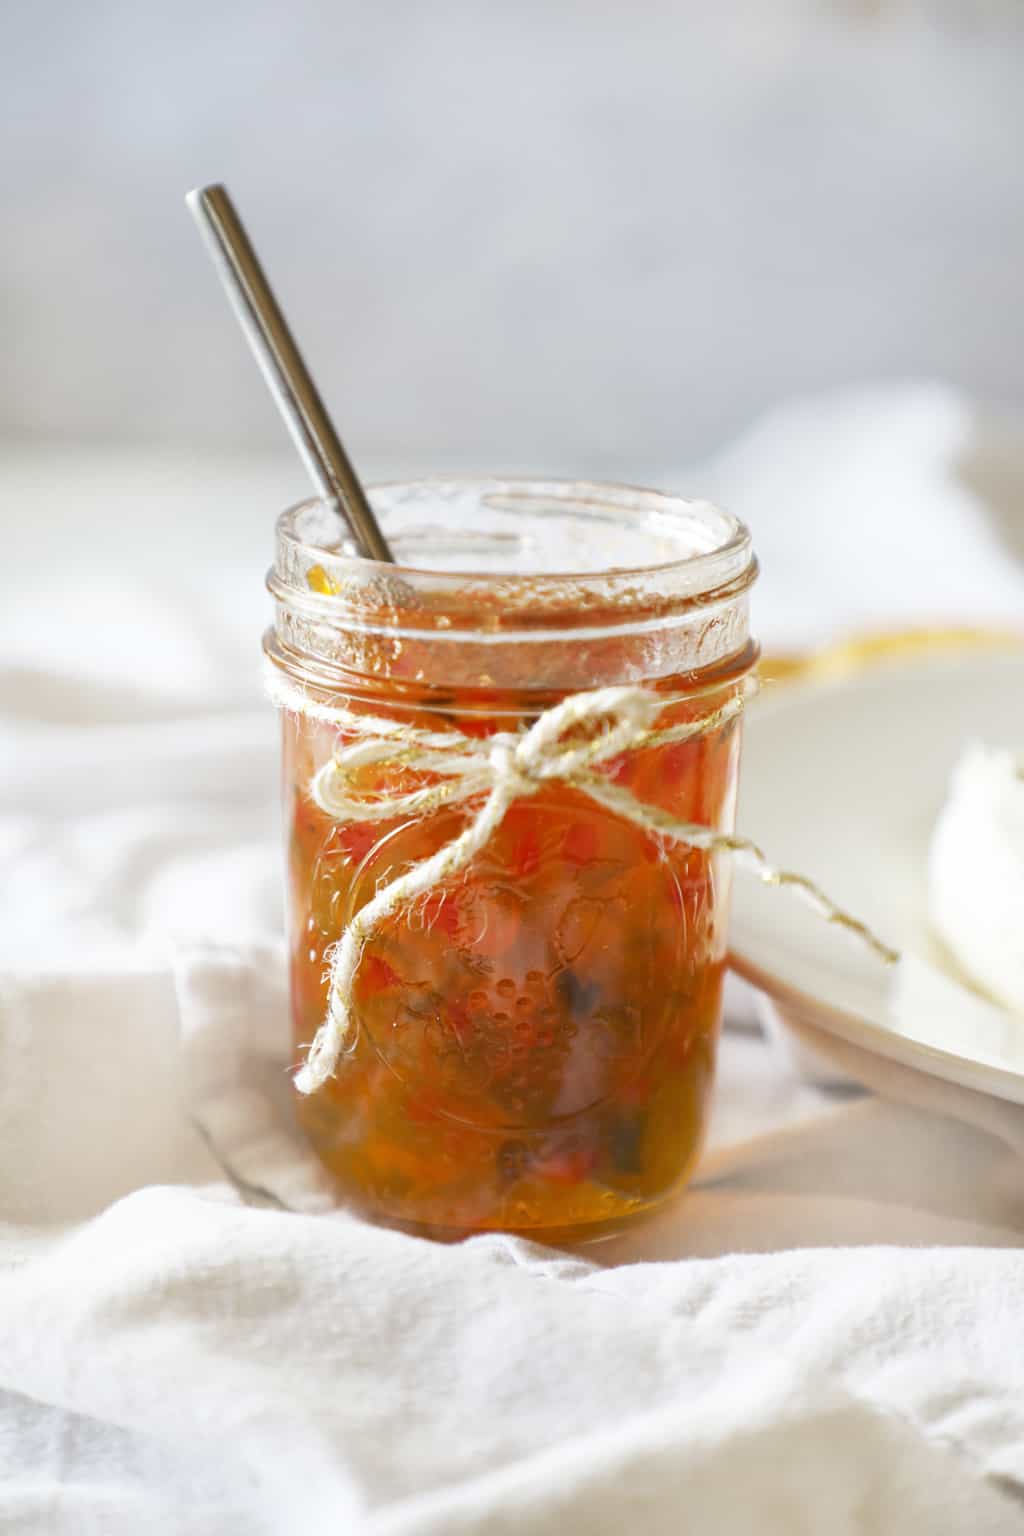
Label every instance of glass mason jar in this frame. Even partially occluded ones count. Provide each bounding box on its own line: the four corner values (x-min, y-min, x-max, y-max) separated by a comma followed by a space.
266, 479, 758, 1241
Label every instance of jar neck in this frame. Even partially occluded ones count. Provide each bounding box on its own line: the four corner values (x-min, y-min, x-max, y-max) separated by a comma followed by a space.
265, 629, 760, 723
266, 481, 758, 706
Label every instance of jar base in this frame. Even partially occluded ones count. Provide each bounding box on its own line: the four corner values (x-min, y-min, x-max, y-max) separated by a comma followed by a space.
342, 1169, 699, 1249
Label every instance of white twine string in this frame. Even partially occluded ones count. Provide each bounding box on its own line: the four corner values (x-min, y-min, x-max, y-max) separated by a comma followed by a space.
267, 667, 899, 1094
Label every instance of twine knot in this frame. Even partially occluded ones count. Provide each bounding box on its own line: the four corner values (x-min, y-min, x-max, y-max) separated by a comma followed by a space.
487, 737, 532, 800
513, 686, 662, 784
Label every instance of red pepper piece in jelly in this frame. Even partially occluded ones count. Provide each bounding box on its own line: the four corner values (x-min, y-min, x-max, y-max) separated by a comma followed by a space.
561, 820, 598, 866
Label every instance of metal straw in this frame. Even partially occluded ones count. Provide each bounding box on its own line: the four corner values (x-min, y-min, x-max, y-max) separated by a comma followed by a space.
185, 183, 394, 563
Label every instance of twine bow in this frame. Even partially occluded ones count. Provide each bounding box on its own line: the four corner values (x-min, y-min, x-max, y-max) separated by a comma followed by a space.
268, 671, 898, 1094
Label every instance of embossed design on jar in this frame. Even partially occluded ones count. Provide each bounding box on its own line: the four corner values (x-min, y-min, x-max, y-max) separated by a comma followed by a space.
333, 797, 709, 1130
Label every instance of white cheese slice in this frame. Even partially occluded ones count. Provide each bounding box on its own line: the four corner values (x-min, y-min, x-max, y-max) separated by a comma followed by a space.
928, 744, 1024, 1018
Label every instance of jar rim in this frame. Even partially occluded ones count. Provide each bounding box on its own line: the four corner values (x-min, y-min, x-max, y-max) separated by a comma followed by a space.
269, 477, 756, 643
282, 475, 752, 580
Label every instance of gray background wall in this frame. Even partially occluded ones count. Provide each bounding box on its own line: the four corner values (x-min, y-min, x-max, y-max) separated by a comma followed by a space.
5, 1, 1023, 477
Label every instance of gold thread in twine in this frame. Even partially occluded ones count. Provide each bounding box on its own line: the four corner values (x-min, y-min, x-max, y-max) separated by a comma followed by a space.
267, 666, 899, 1094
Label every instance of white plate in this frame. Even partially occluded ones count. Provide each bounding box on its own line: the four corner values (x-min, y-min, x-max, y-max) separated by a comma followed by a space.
729, 649, 1024, 1107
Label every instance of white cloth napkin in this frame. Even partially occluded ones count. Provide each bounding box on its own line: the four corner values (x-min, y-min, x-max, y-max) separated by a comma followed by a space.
3, 384, 1024, 1533
4, 947, 1024, 1535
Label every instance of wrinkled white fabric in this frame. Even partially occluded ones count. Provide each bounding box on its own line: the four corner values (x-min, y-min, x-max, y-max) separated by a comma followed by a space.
3, 385, 1024, 1533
